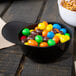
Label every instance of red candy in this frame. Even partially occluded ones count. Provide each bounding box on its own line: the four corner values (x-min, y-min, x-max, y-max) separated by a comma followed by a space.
20, 36, 26, 40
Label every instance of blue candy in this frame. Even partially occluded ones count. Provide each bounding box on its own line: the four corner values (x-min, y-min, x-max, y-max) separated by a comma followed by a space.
47, 32, 54, 39
60, 28, 67, 34
53, 24, 61, 30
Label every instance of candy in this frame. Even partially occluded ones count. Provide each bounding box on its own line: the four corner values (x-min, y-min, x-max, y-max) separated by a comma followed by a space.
60, 28, 67, 34
28, 39, 38, 46
43, 21, 48, 26
20, 21, 71, 47
65, 35, 70, 41
30, 29, 34, 32
35, 27, 39, 31
59, 35, 67, 43
38, 23, 46, 30
53, 36, 60, 44
46, 24, 53, 31
52, 29, 59, 34
22, 28, 30, 36
21, 39, 27, 43
47, 32, 54, 39
36, 29, 43, 35
20, 36, 26, 40
53, 24, 61, 30
24, 42, 28, 45
55, 33, 62, 38
35, 35, 43, 43
43, 36, 49, 42
48, 39, 56, 46
42, 30, 48, 37
27, 35, 35, 41
31, 31, 39, 36
65, 33, 70, 36
40, 42, 48, 47
59, 31, 63, 34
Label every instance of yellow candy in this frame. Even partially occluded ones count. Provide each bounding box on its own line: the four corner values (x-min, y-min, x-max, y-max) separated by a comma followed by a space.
60, 35, 67, 43
24, 42, 28, 45
55, 33, 62, 38
65, 35, 70, 41
46, 24, 53, 31
38, 23, 46, 30
30, 29, 34, 32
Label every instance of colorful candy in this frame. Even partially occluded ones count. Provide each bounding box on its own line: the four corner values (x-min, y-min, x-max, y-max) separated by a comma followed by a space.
31, 31, 39, 36
53, 36, 60, 44
38, 23, 46, 30
24, 42, 28, 45
43, 21, 48, 26
19, 21, 71, 47
40, 42, 48, 47
65, 35, 70, 41
59, 31, 63, 34
46, 24, 53, 31
55, 33, 62, 38
36, 29, 42, 35
20, 36, 27, 43
30, 29, 34, 32
27, 35, 35, 41
60, 28, 67, 34
47, 32, 54, 39
42, 30, 48, 37
28, 39, 38, 46
65, 33, 70, 37
22, 28, 30, 36
35, 27, 39, 31
43, 36, 49, 42
48, 39, 56, 46
35, 35, 43, 43
53, 24, 61, 30
20, 36, 26, 40
52, 29, 59, 34
21, 39, 27, 43
59, 35, 67, 43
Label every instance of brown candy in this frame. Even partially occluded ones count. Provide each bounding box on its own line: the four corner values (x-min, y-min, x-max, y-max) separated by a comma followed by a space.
36, 29, 43, 35
52, 29, 59, 34
52, 30, 57, 34
27, 35, 35, 41
43, 36, 49, 42
21, 39, 27, 43
31, 31, 39, 36
59, 31, 63, 34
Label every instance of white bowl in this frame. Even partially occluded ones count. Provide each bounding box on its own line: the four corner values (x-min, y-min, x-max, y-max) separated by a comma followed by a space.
57, 0, 76, 27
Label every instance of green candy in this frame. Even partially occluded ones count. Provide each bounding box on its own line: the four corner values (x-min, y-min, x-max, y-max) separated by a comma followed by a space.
65, 33, 70, 37
22, 28, 30, 36
35, 35, 43, 43
48, 39, 56, 46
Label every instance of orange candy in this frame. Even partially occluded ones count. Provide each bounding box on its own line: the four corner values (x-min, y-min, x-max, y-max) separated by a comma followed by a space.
28, 39, 38, 46
53, 36, 60, 44
40, 42, 48, 47
54, 29, 59, 33
35, 27, 39, 31
42, 30, 48, 37
43, 21, 48, 26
